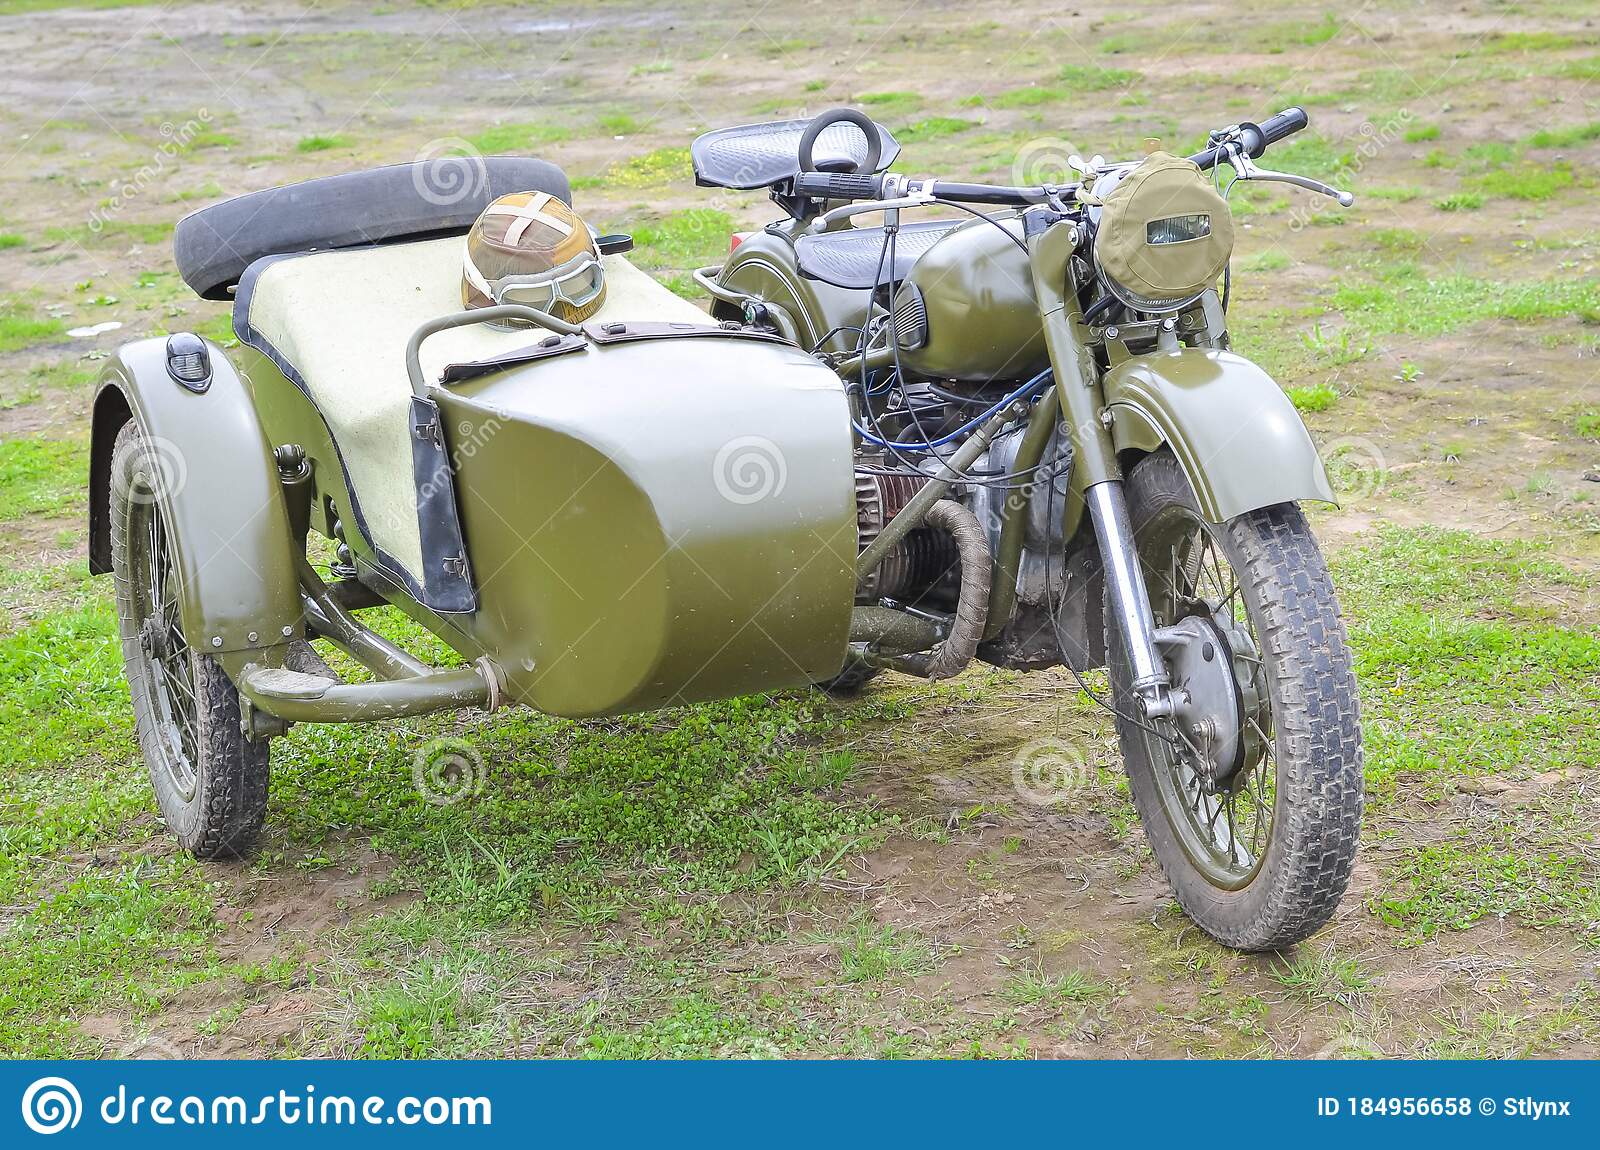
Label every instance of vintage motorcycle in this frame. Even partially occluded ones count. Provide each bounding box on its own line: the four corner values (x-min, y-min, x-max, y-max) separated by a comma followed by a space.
90, 104, 1359, 952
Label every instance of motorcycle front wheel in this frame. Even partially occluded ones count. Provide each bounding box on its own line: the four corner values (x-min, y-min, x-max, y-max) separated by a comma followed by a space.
1107, 450, 1363, 952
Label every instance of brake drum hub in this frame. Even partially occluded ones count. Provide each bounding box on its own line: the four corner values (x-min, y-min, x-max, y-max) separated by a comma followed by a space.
1158, 614, 1268, 790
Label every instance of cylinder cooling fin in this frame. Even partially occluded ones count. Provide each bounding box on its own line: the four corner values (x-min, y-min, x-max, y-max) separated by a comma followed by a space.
853, 465, 958, 604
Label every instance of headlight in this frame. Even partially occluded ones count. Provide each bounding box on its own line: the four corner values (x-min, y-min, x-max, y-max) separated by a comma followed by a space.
1092, 152, 1234, 314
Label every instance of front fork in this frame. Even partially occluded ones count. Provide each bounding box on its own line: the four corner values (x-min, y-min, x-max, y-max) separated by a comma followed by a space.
1027, 212, 1173, 717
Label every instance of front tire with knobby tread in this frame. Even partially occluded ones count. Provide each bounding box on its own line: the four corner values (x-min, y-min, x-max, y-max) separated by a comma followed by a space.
1110, 450, 1362, 952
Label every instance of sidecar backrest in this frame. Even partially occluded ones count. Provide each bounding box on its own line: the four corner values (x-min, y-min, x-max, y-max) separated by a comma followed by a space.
174, 157, 570, 300
232, 236, 707, 609
691, 117, 900, 190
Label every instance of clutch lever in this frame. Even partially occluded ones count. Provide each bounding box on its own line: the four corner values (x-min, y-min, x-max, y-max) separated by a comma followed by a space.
1224, 143, 1354, 207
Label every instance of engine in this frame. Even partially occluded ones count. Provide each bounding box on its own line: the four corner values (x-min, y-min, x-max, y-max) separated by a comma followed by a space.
851, 461, 959, 605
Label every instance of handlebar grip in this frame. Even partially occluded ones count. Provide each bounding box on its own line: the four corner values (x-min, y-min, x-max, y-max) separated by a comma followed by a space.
1239, 106, 1309, 158
792, 171, 886, 200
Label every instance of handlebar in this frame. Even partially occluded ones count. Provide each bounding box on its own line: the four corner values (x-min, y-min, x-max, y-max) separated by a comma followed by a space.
1188, 106, 1308, 170
790, 106, 1312, 206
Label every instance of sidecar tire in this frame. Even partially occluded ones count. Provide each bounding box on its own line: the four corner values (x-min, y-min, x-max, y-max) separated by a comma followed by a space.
1109, 450, 1363, 952
814, 660, 883, 697
109, 422, 270, 859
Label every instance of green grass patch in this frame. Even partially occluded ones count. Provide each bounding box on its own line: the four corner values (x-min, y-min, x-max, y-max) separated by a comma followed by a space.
596, 112, 639, 136
1434, 192, 1482, 212
0, 298, 65, 352
187, 130, 239, 151
1527, 121, 1600, 149
1475, 163, 1575, 201
1332, 267, 1600, 338
45, 219, 174, 247
1286, 382, 1339, 412
1056, 63, 1138, 90
898, 117, 976, 142
1237, 249, 1290, 272
856, 91, 923, 117
463, 122, 571, 153
295, 134, 351, 153
1000, 964, 1108, 1007
1334, 527, 1600, 797
0, 436, 87, 521
603, 146, 692, 190
0, 233, 25, 250
1403, 123, 1440, 143
971, 85, 1065, 109
622, 207, 734, 299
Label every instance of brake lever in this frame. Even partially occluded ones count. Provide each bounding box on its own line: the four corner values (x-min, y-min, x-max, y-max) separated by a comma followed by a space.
1225, 144, 1354, 207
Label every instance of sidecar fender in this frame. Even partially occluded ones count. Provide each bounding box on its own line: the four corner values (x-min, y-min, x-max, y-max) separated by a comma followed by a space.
1102, 348, 1336, 523
89, 337, 302, 657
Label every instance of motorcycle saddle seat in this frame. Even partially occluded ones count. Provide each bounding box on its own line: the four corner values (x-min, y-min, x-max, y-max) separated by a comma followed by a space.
793, 219, 965, 290
692, 117, 900, 190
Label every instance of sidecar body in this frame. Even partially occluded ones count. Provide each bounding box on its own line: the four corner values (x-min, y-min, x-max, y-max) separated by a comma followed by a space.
89, 158, 857, 722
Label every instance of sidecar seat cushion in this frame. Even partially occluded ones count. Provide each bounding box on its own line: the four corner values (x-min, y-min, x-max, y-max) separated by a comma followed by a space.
175, 156, 570, 300
234, 236, 706, 606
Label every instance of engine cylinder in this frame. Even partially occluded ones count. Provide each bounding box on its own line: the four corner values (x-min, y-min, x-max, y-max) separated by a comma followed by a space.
853, 467, 959, 604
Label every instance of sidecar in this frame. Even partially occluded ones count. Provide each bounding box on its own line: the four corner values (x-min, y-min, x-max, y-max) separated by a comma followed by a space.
89, 155, 858, 784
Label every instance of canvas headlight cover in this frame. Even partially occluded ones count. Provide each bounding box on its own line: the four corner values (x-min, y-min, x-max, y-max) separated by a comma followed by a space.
1093, 151, 1234, 313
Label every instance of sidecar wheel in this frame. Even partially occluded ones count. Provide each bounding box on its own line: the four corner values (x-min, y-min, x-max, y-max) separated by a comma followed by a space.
109, 422, 270, 859
814, 658, 882, 697
1107, 450, 1362, 952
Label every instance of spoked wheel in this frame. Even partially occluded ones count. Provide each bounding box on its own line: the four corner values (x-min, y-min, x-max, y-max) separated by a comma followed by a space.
109, 422, 269, 858
1108, 450, 1362, 951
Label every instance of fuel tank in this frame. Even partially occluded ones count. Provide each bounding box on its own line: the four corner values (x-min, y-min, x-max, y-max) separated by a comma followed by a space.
899, 216, 1048, 383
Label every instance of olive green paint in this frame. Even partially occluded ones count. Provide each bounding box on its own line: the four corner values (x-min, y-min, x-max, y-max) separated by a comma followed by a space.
1102, 348, 1337, 522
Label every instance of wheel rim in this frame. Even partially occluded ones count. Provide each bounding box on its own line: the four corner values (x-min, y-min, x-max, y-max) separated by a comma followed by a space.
1133, 507, 1276, 890
126, 484, 201, 802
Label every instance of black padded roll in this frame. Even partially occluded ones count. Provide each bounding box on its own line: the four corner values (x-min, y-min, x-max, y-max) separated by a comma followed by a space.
174, 156, 570, 300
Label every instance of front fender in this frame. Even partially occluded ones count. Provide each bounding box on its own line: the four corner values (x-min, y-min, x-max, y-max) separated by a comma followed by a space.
89, 337, 302, 658
1103, 348, 1336, 523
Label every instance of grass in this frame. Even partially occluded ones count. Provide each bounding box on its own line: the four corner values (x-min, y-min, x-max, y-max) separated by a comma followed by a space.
1286, 382, 1339, 412
0, 233, 25, 250
623, 207, 735, 298
1403, 123, 1440, 143
0, 437, 87, 522
828, 919, 937, 983
1331, 267, 1600, 338
1056, 63, 1138, 90
295, 134, 351, 153
1270, 947, 1374, 1009
1475, 163, 1576, 201
464, 122, 570, 153
898, 117, 976, 142
969, 85, 1066, 110
1434, 191, 1483, 212
600, 146, 692, 190
1527, 121, 1600, 149
1335, 527, 1600, 802
0, 297, 65, 352
1000, 965, 1108, 1008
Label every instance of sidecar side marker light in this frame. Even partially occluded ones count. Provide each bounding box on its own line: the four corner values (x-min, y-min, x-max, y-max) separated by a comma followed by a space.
165, 332, 212, 392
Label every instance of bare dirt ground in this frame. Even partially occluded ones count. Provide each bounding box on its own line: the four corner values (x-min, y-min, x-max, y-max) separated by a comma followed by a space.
1, 0, 1598, 1059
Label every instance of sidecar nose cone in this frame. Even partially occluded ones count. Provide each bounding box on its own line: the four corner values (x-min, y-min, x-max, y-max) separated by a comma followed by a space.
165, 331, 212, 392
